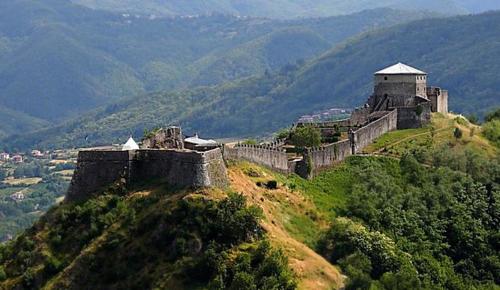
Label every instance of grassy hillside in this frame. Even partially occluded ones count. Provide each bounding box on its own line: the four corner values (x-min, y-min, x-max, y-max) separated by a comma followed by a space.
364, 113, 499, 157
72, 0, 470, 18
0, 0, 428, 136
1, 113, 498, 289
0, 177, 339, 289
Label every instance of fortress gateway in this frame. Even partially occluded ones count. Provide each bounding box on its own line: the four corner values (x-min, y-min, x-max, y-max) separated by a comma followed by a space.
68, 63, 449, 199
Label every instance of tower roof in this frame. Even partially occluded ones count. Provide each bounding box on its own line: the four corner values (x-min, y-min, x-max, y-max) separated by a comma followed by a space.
375, 62, 426, 75
122, 137, 139, 150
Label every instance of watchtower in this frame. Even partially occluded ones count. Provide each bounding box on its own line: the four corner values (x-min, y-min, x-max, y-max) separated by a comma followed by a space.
374, 62, 428, 98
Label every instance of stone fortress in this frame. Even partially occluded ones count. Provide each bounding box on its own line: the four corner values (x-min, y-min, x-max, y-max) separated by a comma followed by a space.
67, 127, 227, 201
68, 63, 448, 199
225, 63, 448, 177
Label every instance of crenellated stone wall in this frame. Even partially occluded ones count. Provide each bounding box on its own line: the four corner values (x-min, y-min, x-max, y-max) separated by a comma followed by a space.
224, 144, 290, 174
352, 109, 398, 153
224, 110, 399, 178
67, 148, 228, 202
308, 139, 352, 170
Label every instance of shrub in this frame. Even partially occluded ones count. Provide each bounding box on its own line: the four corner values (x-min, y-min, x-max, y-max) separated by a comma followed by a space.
44, 255, 63, 276
0, 266, 6, 281
242, 139, 258, 145
482, 119, 500, 147
453, 127, 463, 140
265, 180, 278, 190
291, 126, 321, 148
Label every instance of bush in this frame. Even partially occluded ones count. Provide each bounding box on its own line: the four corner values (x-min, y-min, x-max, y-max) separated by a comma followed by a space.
265, 180, 278, 190
482, 119, 500, 147
291, 126, 321, 148
44, 255, 63, 276
453, 127, 463, 140
0, 266, 6, 281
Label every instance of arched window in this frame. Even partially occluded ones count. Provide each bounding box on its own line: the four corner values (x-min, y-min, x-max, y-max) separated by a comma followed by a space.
384, 76, 388, 81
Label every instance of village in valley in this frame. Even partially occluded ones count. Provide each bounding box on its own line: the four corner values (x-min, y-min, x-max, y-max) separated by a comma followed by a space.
0, 148, 78, 242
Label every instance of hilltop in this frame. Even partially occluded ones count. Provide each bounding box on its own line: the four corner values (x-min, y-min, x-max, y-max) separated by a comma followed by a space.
0, 114, 498, 289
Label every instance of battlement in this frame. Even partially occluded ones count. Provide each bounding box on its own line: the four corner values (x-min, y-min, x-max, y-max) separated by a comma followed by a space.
224, 110, 398, 178
67, 147, 228, 202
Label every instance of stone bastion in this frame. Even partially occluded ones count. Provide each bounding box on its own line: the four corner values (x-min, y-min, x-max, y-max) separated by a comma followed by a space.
66, 148, 228, 202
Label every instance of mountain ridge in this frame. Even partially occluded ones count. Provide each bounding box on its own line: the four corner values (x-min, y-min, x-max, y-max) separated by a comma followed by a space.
0, 0, 431, 136
4, 11, 499, 150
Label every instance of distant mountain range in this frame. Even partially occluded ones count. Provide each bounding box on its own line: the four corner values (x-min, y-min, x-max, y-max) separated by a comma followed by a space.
0, 0, 433, 138
72, 0, 500, 19
5, 11, 500, 151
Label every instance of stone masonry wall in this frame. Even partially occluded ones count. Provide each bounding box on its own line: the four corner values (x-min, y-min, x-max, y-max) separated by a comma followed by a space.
352, 109, 398, 153
67, 148, 228, 202
224, 144, 290, 174
66, 150, 133, 201
396, 103, 431, 129
224, 110, 399, 177
308, 139, 352, 170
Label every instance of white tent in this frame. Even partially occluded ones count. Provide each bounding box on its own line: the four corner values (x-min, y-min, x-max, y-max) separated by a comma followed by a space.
122, 137, 139, 150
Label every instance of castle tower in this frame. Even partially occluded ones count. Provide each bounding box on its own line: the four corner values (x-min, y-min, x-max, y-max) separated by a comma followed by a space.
374, 62, 428, 98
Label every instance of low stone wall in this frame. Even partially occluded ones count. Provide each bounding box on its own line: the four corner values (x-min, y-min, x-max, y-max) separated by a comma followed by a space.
352, 109, 398, 153
67, 148, 228, 202
309, 139, 352, 170
224, 144, 290, 174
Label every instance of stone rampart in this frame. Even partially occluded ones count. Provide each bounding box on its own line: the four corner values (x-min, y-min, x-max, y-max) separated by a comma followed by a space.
224, 144, 290, 174
352, 109, 398, 153
308, 139, 352, 170
67, 148, 228, 202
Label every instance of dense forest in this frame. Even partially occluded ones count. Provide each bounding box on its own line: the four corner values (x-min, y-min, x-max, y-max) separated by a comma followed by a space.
319, 152, 499, 289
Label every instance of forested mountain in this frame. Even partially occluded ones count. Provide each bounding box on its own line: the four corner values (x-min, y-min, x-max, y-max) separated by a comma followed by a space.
4, 11, 500, 150
0, 0, 430, 137
72, 0, 499, 19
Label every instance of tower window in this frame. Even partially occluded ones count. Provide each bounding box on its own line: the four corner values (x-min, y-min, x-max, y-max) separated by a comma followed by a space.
384, 76, 388, 80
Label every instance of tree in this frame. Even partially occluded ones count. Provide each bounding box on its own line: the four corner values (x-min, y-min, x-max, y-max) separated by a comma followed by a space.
485, 108, 500, 122
482, 119, 500, 147
275, 128, 291, 140
291, 126, 321, 148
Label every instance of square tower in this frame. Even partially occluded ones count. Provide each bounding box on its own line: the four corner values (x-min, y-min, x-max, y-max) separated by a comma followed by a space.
374, 62, 428, 98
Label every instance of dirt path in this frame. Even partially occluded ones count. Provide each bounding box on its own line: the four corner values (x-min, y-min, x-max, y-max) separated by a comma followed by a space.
228, 167, 344, 290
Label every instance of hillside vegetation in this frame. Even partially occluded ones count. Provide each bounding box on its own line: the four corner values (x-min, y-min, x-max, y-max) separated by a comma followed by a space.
0, 0, 427, 136
7, 11, 500, 151
1, 114, 498, 289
